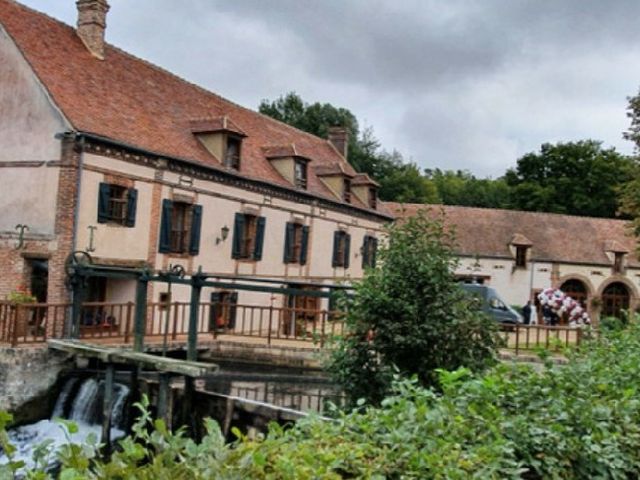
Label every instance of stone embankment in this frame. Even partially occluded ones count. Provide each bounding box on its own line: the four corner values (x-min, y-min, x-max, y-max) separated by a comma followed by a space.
0, 346, 72, 423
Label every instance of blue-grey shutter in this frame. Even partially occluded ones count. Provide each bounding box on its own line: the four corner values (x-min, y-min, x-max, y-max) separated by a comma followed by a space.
254, 216, 266, 260
189, 204, 203, 255
283, 222, 295, 263
125, 188, 138, 227
229, 292, 238, 329
97, 183, 110, 223
362, 236, 370, 269
300, 226, 310, 266
344, 233, 351, 269
158, 199, 173, 253
371, 238, 378, 267
332, 231, 340, 267
209, 292, 222, 330
232, 213, 244, 259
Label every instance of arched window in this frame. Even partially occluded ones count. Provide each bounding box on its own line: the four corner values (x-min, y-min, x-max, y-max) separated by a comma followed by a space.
601, 282, 630, 319
560, 279, 588, 308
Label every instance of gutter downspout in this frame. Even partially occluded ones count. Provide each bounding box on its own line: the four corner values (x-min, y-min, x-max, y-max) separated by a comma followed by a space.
72, 133, 85, 253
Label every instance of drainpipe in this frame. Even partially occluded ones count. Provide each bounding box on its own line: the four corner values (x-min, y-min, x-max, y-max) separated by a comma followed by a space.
72, 133, 85, 253
528, 259, 535, 301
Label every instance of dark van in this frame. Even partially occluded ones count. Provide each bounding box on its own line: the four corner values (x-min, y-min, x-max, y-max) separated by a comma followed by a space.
460, 284, 523, 325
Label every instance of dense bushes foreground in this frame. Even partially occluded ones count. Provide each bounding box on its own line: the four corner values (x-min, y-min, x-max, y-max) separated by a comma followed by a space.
3, 326, 640, 478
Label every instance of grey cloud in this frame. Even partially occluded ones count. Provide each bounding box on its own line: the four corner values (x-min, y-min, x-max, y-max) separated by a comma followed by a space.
18, 0, 640, 176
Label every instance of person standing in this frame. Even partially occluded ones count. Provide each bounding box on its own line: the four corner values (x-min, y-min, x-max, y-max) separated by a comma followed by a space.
522, 300, 532, 325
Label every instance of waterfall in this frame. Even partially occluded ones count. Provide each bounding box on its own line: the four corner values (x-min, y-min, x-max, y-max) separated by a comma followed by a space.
0, 376, 130, 471
51, 377, 78, 419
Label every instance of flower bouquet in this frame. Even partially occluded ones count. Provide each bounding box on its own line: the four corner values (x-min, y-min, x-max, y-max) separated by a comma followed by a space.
538, 287, 590, 326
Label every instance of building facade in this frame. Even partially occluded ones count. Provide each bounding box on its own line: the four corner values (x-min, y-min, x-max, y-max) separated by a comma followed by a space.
0, 0, 391, 332
388, 203, 640, 323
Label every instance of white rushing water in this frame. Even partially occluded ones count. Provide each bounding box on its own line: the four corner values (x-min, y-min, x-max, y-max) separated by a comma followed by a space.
0, 377, 129, 471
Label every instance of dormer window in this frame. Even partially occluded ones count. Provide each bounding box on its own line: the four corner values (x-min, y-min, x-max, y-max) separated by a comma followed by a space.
225, 136, 242, 170
614, 252, 625, 274
515, 246, 527, 268
294, 159, 308, 189
369, 187, 377, 209
343, 178, 352, 203
510, 233, 532, 269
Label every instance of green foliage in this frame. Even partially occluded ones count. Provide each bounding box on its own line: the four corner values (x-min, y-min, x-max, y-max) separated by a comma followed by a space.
426, 168, 512, 209
9, 327, 640, 478
327, 209, 501, 405
505, 140, 637, 218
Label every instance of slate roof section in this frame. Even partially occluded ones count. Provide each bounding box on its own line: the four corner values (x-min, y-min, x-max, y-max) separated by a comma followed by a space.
0, 0, 382, 214
386, 202, 640, 267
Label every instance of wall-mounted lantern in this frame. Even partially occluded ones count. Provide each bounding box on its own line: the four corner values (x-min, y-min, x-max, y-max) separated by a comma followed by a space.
216, 225, 230, 245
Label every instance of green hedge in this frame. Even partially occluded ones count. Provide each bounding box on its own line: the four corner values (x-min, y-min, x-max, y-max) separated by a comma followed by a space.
4, 326, 640, 478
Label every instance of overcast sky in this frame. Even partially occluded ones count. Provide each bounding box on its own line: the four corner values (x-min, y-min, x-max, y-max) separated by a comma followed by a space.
19, 0, 640, 177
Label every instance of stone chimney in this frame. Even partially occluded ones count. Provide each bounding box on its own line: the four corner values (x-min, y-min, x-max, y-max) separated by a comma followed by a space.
328, 127, 349, 159
76, 0, 110, 59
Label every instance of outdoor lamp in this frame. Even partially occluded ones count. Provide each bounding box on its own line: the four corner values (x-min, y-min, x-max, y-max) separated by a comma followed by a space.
216, 225, 230, 245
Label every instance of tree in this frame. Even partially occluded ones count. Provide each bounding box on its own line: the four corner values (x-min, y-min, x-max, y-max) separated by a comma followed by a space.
504, 140, 636, 218
259, 92, 438, 203
327, 210, 500, 405
427, 169, 511, 209
624, 87, 640, 152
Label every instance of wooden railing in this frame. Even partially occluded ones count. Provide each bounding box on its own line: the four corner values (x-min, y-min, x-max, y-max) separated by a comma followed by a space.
0, 300, 596, 355
499, 324, 596, 355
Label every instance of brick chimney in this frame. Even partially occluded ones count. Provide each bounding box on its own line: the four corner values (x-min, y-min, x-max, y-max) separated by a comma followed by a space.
76, 0, 110, 59
328, 127, 349, 159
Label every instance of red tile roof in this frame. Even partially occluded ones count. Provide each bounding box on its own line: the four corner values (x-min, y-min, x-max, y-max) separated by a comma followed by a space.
386, 202, 640, 267
0, 0, 379, 212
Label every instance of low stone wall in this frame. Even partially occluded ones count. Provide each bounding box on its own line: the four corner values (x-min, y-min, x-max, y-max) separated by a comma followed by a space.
0, 346, 72, 423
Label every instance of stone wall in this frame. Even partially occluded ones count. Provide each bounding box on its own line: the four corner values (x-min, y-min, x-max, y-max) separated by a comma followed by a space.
0, 346, 72, 423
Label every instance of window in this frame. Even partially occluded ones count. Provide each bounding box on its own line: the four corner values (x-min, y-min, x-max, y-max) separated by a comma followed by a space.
232, 213, 266, 260
361, 235, 378, 269
209, 291, 238, 330
224, 136, 241, 170
332, 230, 351, 268
343, 178, 352, 203
170, 202, 192, 253
283, 286, 319, 335
158, 200, 203, 255
369, 187, 377, 209
284, 222, 309, 264
294, 159, 308, 189
97, 183, 138, 227
614, 252, 625, 274
515, 246, 528, 268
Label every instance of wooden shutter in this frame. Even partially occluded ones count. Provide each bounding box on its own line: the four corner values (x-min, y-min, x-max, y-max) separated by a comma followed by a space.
158, 199, 173, 253
283, 222, 295, 263
189, 204, 203, 255
97, 183, 111, 223
343, 233, 351, 269
371, 237, 378, 267
361, 236, 369, 268
253, 216, 266, 260
332, 231, 341, 267
125, 188, 138, 227
232, 213, 244, 259
300, 226, 310, 265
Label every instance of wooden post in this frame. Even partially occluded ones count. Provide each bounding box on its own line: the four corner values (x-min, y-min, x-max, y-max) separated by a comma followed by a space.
134, 276, 149, 352
124, 302, 133, 344
101, 363, 115, 458
157, 373, 172, 428
187, 272, 203, 362
70, 277, 86, 339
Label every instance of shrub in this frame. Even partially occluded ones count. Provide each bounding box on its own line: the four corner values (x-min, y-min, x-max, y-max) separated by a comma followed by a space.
327, 209, 501, 405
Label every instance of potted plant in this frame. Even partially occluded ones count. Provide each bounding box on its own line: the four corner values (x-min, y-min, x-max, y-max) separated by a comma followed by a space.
7, 285, 37, 338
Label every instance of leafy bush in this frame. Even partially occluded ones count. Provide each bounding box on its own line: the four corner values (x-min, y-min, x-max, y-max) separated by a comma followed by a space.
7, 327, 640, 478
327, 209, 501, 405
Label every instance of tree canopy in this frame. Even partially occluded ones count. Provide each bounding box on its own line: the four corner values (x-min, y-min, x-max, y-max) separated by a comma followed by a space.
259, 92, 634, 218
327, 211, 500, 405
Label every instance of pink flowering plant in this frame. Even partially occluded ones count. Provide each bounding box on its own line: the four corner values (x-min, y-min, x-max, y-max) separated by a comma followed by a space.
538, 287, 590, 325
